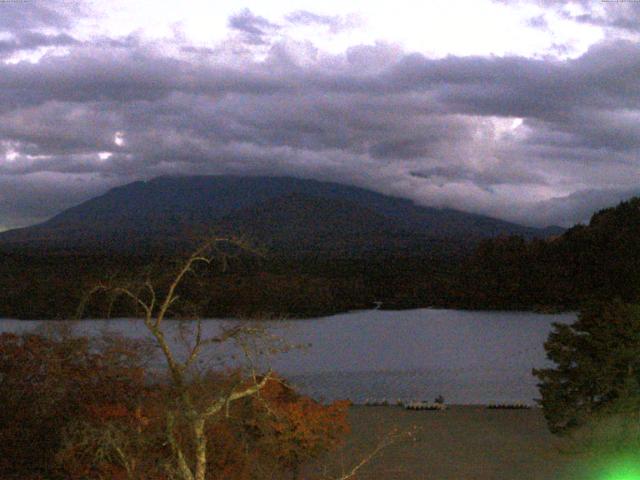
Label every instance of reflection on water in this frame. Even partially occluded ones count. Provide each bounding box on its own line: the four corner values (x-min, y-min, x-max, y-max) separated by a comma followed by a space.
0, 309, 575, 404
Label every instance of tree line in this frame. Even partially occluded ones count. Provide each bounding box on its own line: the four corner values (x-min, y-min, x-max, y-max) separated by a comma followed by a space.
3, 198, 640, 319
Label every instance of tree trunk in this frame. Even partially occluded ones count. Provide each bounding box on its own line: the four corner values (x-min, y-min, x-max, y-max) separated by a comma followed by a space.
194, 417, 208, 480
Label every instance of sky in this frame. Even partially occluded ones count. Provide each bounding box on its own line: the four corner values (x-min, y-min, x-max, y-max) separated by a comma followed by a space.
0, 0, 639, 231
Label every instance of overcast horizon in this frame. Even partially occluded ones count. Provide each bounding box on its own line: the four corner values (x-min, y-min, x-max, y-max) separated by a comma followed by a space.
1, 0, 639, 231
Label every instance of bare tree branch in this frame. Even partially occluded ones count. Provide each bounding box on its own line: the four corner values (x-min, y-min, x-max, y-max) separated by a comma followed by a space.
81, 236, 279, 480
329, 426, 419, 480
203, 371, 273, 419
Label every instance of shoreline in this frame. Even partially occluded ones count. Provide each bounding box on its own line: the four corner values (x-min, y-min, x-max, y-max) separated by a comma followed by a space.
0, 306, 577, 322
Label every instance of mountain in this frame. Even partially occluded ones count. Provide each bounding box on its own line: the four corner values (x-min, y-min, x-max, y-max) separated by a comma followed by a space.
0, 175, 562, 254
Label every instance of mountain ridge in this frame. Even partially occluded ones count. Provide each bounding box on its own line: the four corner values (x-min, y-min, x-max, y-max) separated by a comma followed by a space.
0, 175, 564, 253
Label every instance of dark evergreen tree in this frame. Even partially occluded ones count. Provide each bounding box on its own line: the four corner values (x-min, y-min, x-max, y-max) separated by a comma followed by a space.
534, 300, 640, 434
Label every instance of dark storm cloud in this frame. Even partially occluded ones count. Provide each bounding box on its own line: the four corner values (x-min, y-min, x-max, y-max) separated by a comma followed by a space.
1, 7, 639, 230
228, 9, 281, 45
0, 0, 88, 67
377, 41, 640, 161
0, 1, 77, 30
565, 3, 640, 33
0, 44, 295, 112
0, 32, 78, 55
385, 40, 640, 115
494, 0, 640, 33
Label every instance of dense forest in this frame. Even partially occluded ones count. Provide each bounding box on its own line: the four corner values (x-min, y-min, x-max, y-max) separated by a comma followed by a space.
1, 197, 639, 320
0, 249, 457, 319
455, 197, 640, 310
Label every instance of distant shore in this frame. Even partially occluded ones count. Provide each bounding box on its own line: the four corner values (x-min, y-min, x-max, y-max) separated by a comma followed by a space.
0, 303, 574, 322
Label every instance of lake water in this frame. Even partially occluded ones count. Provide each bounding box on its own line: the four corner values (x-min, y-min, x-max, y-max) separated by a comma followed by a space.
0, 309, 575, 405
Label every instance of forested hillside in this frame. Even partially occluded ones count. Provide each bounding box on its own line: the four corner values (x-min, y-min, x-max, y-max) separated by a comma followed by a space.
1, 182, 638, 319
454, 197, 640, 310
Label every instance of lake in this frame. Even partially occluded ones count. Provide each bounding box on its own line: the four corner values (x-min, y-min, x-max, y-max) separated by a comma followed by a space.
0, 309, 575, 405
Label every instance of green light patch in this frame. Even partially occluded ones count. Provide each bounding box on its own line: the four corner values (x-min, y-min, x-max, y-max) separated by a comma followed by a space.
567, 455, 640, 480
599, 457, 640, 480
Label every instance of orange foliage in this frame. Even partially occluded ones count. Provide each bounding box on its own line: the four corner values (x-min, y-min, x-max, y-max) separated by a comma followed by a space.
206, 375, 350, 479
0, 333, 350, 480
0, 332, 151, 479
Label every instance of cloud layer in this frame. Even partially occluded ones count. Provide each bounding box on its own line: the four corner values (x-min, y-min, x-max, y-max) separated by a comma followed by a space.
0, 0, 639, 230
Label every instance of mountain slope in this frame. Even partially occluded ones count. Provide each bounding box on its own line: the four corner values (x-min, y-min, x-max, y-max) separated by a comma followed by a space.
0, 175, 561, 253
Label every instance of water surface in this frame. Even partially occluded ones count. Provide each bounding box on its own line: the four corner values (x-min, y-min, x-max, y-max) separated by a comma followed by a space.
0, 309, 575, 404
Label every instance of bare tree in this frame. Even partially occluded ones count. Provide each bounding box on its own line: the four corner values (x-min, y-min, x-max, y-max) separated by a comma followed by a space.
79, 237, 418, 480
80, 237, 276, 480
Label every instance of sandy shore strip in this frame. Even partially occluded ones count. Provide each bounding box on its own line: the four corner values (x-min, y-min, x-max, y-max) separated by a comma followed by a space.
313, 405, 582, 480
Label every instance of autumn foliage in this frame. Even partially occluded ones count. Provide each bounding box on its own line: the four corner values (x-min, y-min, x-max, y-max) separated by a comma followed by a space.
0, 331, 148, 479
0, 331, 350, 480
206, 374, 351, 479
